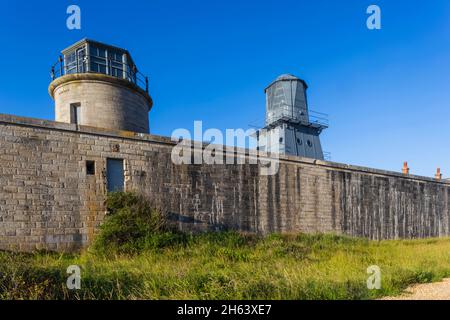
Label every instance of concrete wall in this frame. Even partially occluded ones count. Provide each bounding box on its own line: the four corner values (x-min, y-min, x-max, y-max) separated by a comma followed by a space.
49, 74, 151, 133
0, 114, 449, 252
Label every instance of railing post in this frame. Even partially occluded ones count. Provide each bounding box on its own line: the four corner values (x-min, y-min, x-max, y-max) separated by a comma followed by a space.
58, 55, 63, 76
107, 57, 111, 75
145, 77, 149, 93
132, 65, 137, 84
51, 66, 55, 80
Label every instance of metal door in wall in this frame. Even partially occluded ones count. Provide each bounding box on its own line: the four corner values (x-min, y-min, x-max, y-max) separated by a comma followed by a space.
106, 159, 124, 192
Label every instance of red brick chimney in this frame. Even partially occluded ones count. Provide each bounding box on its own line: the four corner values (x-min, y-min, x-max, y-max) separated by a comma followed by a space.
402, 162, 409, 175
435, 168, 442, 180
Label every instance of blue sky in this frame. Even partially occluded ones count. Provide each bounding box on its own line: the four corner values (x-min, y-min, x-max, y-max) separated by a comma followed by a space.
1, 0, 449, 177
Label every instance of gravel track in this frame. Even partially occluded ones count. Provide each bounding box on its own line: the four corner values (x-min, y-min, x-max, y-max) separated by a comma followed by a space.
381, 279, 450, 300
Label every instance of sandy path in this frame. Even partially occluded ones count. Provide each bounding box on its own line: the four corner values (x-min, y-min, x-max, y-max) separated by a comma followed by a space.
381, 278, 450, 300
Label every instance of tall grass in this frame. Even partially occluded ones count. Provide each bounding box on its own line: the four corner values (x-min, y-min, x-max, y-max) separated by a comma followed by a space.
1, 192, 450, 300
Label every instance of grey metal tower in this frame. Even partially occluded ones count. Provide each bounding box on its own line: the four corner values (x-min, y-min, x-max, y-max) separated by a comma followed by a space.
257, 74, 327, 159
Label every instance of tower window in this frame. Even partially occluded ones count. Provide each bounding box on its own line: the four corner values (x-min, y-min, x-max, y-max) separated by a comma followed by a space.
70, 103, 81, 125
86, 161, 95, 175
307, 140, 313, 147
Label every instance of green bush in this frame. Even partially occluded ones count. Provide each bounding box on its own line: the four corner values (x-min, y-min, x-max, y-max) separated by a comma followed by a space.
92, 192, 184, 254
94, 193, 258, 255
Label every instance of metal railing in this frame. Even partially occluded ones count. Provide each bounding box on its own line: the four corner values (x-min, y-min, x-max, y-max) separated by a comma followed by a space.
50, 55, 149, 93
266, 106, 329, 128
309, 110, 329, 127
248, 108, 330, 130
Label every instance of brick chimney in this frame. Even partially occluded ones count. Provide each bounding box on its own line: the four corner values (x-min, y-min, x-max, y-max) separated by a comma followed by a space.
435, 168, 442, 180
402, 162, 409, 175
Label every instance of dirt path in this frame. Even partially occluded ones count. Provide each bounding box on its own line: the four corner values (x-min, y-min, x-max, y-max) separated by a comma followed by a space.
381, 278, 450, 300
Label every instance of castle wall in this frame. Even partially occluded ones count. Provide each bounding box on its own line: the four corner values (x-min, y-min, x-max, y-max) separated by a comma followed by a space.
0, 114, 449, 252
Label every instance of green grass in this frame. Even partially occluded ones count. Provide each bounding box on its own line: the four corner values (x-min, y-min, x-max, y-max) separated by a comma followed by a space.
1, 192, 450, 300
2, 233, 450, 300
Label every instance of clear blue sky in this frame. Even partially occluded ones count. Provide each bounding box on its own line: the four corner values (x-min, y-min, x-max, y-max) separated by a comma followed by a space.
1, 0, 449, 177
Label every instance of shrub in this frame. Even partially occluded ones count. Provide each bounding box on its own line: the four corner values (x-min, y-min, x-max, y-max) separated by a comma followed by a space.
92, 192, 182, 254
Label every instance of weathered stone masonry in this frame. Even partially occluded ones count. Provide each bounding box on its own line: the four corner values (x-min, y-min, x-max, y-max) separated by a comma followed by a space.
0, 114, 449, 252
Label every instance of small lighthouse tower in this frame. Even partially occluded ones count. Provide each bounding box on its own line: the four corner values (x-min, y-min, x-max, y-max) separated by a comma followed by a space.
257, 74, 327, 159
48, 39, 153, 133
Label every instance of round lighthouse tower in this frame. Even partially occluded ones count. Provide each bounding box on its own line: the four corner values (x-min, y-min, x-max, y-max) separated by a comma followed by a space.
48, 39, 153, 133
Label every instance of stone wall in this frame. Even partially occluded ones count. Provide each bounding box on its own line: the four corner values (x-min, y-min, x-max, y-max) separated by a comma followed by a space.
0, 114, 449, 252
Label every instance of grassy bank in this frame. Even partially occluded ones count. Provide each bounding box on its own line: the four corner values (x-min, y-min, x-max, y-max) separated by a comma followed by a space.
1, 192, 450, 300
1, 233, 450, 300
